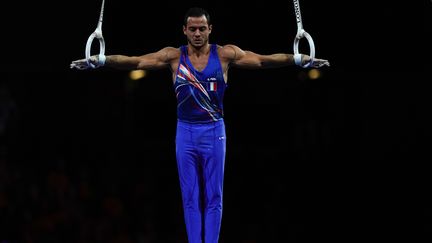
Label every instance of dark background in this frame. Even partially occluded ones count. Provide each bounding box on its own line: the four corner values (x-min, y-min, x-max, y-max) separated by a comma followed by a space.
0, 1, 428, 242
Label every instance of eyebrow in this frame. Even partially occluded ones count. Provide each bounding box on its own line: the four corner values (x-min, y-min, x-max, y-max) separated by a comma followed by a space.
188, 26, 207, 29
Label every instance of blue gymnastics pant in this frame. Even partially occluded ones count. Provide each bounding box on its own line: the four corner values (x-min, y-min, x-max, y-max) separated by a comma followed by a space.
175, 119, 226, 243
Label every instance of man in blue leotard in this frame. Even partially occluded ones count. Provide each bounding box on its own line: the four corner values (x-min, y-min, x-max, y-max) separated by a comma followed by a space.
71, 7, 330, 243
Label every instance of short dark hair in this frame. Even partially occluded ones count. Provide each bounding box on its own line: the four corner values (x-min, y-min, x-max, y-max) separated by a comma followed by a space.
184, 7, 211, 25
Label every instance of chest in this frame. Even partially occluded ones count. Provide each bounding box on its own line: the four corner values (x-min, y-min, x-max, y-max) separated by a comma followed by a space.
188, 55, 210, 72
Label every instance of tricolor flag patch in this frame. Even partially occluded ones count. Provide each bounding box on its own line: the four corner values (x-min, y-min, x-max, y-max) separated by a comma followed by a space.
209, 82, 217, 91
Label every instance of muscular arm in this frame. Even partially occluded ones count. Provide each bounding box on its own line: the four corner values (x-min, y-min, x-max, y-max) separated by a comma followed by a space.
70, 47, 179, 70
219, 44, 329, 69
107, 47, 178, 70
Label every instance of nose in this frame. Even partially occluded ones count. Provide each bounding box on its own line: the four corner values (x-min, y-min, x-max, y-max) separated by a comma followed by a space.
193, 29, 201, 36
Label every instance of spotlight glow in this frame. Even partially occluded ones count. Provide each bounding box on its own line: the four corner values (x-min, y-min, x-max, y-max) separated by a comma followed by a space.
308, 69, 321, 79
129, 70, 147, 80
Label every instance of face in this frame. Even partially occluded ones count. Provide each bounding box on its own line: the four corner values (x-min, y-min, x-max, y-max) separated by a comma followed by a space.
183, 15, 212, 48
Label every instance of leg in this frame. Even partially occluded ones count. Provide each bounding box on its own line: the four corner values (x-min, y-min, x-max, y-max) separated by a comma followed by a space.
201, 122, 226, 243
176, 123, 203, 243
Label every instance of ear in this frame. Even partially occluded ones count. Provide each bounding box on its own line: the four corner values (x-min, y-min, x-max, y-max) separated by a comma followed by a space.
183, 25, 187, 35
208, 24, 212, 34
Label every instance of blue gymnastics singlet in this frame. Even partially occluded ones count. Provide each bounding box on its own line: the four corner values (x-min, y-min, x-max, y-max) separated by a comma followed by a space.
174, 44, 227, 123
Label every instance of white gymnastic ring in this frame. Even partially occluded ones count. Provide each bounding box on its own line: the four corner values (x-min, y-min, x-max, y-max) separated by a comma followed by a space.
293, 30, 315, 68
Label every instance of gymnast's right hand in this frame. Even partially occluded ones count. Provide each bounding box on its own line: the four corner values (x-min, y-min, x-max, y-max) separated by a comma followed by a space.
70, 56, 99, 70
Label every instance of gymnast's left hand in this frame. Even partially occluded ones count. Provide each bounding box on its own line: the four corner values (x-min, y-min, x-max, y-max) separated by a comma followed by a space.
303, 55, 330, 68
310, 58, 330, 68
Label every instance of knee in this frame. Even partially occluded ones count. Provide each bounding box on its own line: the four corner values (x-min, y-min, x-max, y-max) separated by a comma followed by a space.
206, 194, 222, 210
183, 197, 200, 211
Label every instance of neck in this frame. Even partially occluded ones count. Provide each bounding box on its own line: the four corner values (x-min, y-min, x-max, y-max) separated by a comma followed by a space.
188, 43, 211, 57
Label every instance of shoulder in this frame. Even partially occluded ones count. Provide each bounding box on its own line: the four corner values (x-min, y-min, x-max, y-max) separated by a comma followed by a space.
154, 46, 181, 62
217, 44, 243, 61
161, 46, 181, 57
